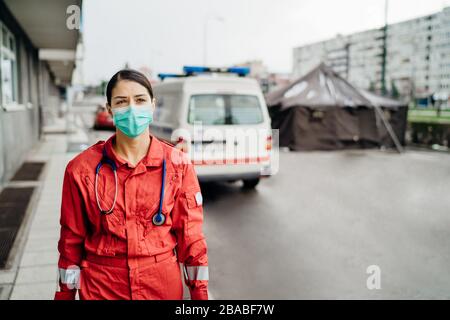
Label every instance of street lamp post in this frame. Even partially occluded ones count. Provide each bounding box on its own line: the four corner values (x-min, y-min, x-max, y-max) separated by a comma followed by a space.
381, 0, 389, 95
203, 15, 224, 65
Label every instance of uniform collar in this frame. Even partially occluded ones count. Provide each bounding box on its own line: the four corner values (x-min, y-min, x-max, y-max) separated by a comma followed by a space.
103, 133, 164, 169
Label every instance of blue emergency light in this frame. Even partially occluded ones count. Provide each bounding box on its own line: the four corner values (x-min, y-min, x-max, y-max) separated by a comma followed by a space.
183, 66, 250, 77
227, 67, 251, 76
183, 66, 209, 74
158, 66, 251, 81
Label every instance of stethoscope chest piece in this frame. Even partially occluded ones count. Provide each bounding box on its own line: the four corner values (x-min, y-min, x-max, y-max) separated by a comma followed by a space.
152, 212, 166, 226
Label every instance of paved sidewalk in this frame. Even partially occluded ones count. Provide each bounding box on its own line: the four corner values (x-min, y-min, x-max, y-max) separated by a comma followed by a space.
3, 115, 92, 299
9, 133, 78, 299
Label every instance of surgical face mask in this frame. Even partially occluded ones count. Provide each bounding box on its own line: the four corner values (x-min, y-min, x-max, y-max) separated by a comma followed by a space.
112, 104, 153, 138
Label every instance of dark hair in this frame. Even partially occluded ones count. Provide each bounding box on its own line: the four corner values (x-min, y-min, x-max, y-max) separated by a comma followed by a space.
106, 69, 154, 105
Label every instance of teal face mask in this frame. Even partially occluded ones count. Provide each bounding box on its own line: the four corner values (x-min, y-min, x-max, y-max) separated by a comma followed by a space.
112, 104, 153, 138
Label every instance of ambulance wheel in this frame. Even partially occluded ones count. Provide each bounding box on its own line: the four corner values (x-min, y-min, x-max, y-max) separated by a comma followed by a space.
242, 178, 260, 189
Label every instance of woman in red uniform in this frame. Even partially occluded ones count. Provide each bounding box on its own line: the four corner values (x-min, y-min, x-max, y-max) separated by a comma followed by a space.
54, 69, 208, 300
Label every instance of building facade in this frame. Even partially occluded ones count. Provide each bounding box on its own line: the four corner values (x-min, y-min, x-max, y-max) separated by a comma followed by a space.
0, 0, 81, 185
293, 6, 450, 101
235, 60, 291, 93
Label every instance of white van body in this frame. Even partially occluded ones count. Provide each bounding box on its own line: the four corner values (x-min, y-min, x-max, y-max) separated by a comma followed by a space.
151, 75, 272, 186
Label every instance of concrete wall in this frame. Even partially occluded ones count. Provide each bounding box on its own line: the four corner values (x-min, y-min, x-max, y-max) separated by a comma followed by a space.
0, 1, 63, 185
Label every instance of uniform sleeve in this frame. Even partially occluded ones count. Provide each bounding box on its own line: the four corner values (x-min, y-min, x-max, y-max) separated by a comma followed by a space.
171, 161, 209, 300
54, 161, 88, 300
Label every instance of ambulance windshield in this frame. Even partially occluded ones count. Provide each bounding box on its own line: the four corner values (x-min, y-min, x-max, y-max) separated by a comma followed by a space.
188, 94, 264, 125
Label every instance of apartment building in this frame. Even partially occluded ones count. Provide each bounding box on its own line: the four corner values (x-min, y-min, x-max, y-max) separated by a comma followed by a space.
293, 6, 450, 100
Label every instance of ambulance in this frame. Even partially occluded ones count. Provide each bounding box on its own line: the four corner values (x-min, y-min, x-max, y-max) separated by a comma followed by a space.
150, 66, 273, 189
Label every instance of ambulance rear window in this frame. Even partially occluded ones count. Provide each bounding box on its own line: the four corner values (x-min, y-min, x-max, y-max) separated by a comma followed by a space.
188, 94, 264, 125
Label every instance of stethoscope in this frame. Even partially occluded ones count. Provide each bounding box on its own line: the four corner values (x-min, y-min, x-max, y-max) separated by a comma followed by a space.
95, 146, 166, 226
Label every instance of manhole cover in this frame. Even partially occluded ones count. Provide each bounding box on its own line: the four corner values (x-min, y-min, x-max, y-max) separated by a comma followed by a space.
11, 162, 45, 181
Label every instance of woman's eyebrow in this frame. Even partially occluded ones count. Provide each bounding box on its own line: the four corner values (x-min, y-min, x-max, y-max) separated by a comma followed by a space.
134, 94, 148, 98
113, 96, 128, 100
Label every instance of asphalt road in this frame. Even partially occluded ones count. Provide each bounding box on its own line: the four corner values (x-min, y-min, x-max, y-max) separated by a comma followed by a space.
75, 106, 450, 299
203, 149, 450, 299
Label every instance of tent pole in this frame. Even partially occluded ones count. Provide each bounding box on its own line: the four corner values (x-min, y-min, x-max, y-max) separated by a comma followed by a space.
374, 105, 404, 153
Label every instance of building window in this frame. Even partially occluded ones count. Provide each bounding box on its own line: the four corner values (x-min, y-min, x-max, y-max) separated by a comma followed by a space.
0, 22, 18, 105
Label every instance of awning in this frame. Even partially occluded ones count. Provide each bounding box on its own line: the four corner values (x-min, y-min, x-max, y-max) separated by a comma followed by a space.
4, 0, 82, 86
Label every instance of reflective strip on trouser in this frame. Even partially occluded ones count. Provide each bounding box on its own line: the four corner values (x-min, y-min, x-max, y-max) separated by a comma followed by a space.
183, 265, 209, 281
58, 267, 81, 289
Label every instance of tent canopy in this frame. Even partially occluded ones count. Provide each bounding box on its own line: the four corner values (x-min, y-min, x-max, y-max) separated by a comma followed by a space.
266, 63, 372, 109
358, 88, 407, 109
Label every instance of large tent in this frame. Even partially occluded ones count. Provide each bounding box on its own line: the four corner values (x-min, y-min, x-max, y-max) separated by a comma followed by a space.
266, 63, 401, 151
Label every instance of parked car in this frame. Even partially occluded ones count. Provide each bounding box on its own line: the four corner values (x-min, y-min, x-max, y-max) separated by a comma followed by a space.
93, 105, 115, 130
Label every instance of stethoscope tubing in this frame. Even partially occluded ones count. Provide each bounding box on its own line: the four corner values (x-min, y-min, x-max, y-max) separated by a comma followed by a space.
95, 146, 166, 225
153, 158, 166, 226
95, 148, 118, 215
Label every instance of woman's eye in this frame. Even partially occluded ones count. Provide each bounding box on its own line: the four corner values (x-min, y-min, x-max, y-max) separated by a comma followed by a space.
137, 98, 146, 103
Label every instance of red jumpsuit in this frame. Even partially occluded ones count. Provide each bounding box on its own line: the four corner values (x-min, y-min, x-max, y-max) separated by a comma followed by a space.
54, 133, 208, 300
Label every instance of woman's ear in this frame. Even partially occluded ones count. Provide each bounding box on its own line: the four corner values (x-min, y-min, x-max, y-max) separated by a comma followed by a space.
106, 103, 113, 116
152, 98, 156, 111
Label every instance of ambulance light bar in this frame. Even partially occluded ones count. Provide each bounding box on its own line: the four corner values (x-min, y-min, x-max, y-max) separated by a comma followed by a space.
183, 66, 250, 77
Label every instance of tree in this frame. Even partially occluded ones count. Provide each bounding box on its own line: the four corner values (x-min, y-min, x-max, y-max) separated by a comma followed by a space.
391, 80, 400, 98
96, 80, 108, 96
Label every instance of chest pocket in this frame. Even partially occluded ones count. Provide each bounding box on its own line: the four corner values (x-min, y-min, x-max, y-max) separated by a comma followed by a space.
82, 169, 126, 235
136, 170, 182, 223
136, 169, 182, 251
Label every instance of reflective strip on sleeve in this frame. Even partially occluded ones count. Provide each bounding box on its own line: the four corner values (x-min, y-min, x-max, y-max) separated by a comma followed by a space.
58, 267, 80, 288
195, 192, 203, 206
184, 265, 209, 281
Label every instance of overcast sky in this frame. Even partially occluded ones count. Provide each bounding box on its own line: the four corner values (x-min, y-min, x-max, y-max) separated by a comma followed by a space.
82, 0, 450, 85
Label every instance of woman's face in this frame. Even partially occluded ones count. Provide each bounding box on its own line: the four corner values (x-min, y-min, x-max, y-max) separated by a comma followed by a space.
107, 80, 155, 115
